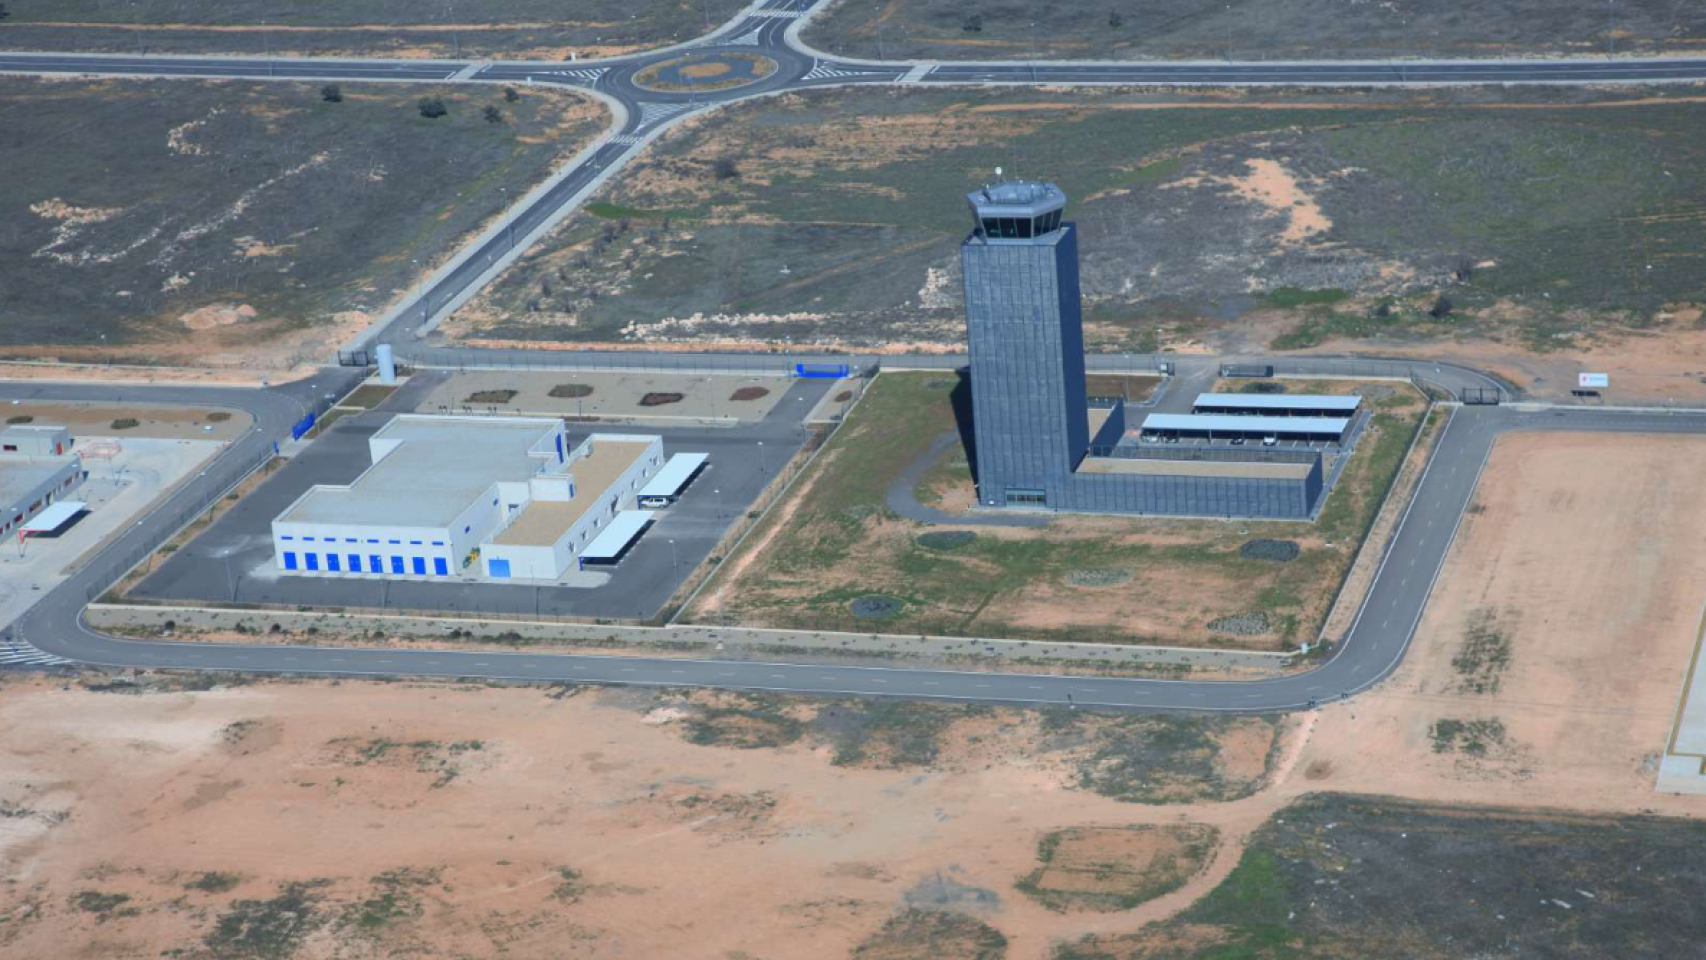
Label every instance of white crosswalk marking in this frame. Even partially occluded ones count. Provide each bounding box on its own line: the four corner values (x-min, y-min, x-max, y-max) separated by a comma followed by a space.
609, 134, 647, 145
637, 101, 696, 126
803, 61, 878, 82
542, 67, 608, 85
0, 638, 71, 667
752, 9, 806, 16
718, 26, 766, 46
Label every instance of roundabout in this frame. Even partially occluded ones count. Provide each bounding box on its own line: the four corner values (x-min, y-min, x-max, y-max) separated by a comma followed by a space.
632, 51, 779, 93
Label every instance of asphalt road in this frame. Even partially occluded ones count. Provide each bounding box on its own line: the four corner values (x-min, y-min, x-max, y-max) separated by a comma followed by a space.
8, 358, 1699, 714
3, 1, 1701, 709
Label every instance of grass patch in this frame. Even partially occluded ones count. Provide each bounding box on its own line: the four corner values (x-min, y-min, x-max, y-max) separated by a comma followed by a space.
1429, 717, 1509, 756
109, 418, 140, 431
70, 890, 138, 921
205, 880, 331, 958
465, 389, 518, 405
185, 871, 243, 894
1062, 793, 1706, 959
682, 696, 807, 750
694, 372, 1424, 651
1450, 608, 1512, 694
1017, 824, 1219, 913
1262, 286, 1349, 309
585, 200, 695, 220
852, 908, 1008, 960
548, 382, 594, 399
342, 384, 396, 409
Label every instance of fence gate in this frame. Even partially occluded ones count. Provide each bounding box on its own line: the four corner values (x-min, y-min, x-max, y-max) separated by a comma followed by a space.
1460, 387, 1502, 405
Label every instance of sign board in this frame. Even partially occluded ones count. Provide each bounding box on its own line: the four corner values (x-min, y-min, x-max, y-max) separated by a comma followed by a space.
1578, 372, 1610, 390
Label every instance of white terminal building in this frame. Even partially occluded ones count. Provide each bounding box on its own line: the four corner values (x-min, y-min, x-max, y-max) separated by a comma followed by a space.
1, 425, 86, 542
270, 415, 693, 582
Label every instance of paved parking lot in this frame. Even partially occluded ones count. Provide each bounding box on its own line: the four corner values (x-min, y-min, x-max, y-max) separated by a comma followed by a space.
129, 375, 832, 620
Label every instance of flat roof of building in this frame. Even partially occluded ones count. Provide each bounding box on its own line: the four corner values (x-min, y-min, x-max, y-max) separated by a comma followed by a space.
1, 424, 70, 440
279, 417, 561, 529
1140, 413, 1350, 437
492, 439, 656, 547
1078, 457, 1314, 481
581, 509, 655, 562
1, 460, 75, 507
639, 453, 708, 500
1194, 393, 1362, 412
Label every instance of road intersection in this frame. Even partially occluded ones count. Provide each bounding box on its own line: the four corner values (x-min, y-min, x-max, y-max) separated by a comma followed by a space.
4, 0, 1706, 710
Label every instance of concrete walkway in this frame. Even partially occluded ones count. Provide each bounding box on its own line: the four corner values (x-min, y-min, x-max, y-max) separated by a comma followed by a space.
884, 431, 1051, 527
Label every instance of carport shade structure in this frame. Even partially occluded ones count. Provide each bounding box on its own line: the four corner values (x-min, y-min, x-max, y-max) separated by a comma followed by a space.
20, 500, 85, 536
638, 453, 708, 503
1192, 393, 1361, 418
1140, 413, 1350, 443
578, 509, 655, 567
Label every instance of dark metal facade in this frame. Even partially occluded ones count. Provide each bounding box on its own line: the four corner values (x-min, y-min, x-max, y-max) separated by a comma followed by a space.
960, 181, 1320, 519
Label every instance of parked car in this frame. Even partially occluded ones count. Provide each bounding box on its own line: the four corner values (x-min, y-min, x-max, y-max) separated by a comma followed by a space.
1262, 435, 1279, 447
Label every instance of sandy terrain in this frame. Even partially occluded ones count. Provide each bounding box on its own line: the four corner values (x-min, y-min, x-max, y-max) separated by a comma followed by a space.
0, 679, 1282, 960
7, 433, 1706, 958
1293, 432, 1706, 816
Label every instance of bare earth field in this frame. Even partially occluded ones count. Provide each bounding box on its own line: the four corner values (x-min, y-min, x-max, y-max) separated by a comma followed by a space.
689, 372, 1426, 650
804, 0, 1706, 62
442, 84, 1706, 368
1, 77, 604, 372
0, 678, 1278, 960
0, 0, 749, 59
8, 434, 1706, 958
1294, 432, 1706, 814
1, 401, 251, 441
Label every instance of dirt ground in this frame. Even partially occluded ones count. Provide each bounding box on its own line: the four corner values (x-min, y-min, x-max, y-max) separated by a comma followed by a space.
413, 369, 792, 423
7, 433, 1706, 959
0, 679, 1281, 960
1, 401, 252, 441
1294, 432, 1706, 816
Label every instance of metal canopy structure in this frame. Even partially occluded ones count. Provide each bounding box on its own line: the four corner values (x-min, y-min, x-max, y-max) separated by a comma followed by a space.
21, 500, 85, 534
1192, 393, 1361, 416
638, 453, 708, 501
1140, 413, 1350, 439
579, 509, 655, 565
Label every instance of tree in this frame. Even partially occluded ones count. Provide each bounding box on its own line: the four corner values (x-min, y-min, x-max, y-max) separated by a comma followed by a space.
320, 84, 343, 103
0, 4, 11, 21
1452, 257, 1475, 282
963, 14, 983, 33
503, 86, 520, 103
483, 104, 503, 123
418, 97, 448, 119
1109, 10, 1124, 28
1429, 294, 1454, 320
712, 156, 741, 181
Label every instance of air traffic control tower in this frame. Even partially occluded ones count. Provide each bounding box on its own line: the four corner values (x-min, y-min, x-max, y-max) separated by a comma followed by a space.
961, 181, 1324, 518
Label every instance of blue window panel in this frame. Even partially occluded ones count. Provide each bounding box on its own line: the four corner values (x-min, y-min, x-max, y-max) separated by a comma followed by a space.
412, 557, 427, 576
389, 539, 400, 545
390, 556, 405, 574
410, 540, 422, 546
282, 552, 298, 571
304, 552, 319, 571
303, 536, 315, 542
345, 538, 358, 544
492, 497, 498, 506
433, 557, 449, 576
326, 553, 341, 572
367, 539, 378, 544
369, 555, 382, 573
464, 525, 471, 533
280, 535, 294, 541
347, 554, 362, 572
489, 558, 511, 578
555, 433, 564, 462
432, 540, 445, 546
